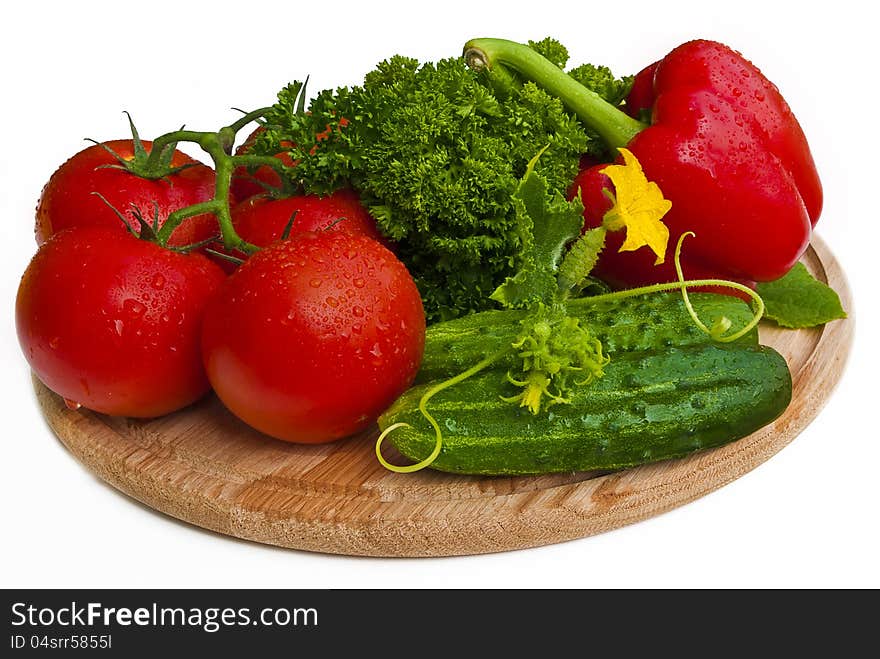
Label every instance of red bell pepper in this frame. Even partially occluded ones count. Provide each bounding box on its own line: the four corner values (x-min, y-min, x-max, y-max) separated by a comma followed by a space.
463, 38, 822, 286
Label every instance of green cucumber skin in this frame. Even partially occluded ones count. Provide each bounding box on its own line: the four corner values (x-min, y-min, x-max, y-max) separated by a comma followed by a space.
417, 293, 758, 384
380, 344, 792, 476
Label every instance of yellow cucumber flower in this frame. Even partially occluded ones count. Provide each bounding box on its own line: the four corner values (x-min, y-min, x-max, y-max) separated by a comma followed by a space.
601, 148, 672, 265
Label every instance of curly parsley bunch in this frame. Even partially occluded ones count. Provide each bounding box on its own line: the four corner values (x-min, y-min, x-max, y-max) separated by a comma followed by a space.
256, 39, 631, 322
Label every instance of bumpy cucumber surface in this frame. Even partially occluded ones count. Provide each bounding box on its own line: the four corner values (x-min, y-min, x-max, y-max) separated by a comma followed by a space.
417, 292, 758, 384
380, 344, 792, 476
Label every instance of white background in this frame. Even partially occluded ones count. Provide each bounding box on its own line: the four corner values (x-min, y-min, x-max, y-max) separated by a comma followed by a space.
2, 0, 876, 588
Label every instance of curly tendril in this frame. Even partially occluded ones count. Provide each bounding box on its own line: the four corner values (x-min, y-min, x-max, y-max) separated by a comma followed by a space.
578, 232, 765, 343
375, 347, 510, 473
375, 232, 765, 474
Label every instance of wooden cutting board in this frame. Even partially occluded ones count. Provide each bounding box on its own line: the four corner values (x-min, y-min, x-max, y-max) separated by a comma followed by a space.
34, 236, 853, 557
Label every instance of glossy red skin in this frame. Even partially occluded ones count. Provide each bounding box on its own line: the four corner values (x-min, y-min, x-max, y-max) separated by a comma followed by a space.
36, 139, 219, 248
16, 227, 227, 417
230, 126, 295, 201
201, 231, 425, 444
609, 40, 822, 283
570, 164, 755, 300
232, 189, 386, 248
623, 62, 658, 120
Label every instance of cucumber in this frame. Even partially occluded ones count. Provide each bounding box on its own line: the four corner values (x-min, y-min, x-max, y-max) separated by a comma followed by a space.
380, 344, 792, 475
417, 292, 758, 384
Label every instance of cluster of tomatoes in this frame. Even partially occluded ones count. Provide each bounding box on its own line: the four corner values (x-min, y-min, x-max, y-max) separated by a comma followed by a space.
15, 126, 426, 444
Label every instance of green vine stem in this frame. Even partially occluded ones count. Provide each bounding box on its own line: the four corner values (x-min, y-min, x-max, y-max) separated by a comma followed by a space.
375, 233, 764, 475
375, 345, 511, 473
584, 233, 766, 343
143, 107, 289, 254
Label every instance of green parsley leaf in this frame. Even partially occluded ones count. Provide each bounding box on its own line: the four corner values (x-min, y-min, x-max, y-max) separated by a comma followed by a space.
567, 63, 633, 107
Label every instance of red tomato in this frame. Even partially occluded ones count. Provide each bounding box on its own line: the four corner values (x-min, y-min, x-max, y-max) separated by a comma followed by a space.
36, 139, 218, 248
201, 231, 425, 444
232, 188, 387, 248
16, 227, 227, 417
230, 126, 295, 201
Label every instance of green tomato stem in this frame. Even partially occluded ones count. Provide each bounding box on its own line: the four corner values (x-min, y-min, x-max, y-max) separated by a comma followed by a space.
463, 38, 647, 149
228, 107, 274, 134
157, 199, 223, 245
143, 110, 276, 252
231, 154, 288, 174
143, 130, 207, 170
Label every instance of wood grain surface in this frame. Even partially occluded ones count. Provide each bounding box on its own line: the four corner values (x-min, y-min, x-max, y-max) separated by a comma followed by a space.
33, 236, 854, 557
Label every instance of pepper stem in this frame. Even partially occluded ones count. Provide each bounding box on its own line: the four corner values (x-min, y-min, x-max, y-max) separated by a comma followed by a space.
463, 38, 647, 149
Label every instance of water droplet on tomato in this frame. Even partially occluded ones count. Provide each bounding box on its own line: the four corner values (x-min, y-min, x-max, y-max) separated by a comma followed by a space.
353, 278, 365, 288
352, 306, 364, 318
151, 274, 165, 290
326, 296, 339, 307
375, 312, 391, 331
64, 398, 82, 411
309, 278, 323, 288
49, 336, 60, 349
114, 320, 124, 336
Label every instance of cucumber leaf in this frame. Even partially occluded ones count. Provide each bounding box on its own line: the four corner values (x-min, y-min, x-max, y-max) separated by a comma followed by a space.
490, 149, 584, 309
756, 262, 847, 328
